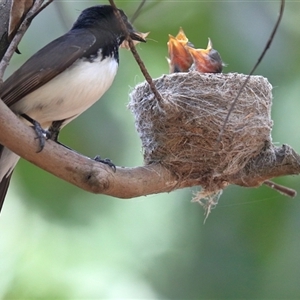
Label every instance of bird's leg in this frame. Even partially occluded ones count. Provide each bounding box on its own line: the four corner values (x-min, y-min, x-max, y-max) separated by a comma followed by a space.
21, 113, 50, 152
48, 120, 77, 152
48, 120, 63, 142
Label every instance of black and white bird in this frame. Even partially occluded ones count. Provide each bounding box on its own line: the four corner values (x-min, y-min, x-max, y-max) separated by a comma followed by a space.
0, 5, 146, 212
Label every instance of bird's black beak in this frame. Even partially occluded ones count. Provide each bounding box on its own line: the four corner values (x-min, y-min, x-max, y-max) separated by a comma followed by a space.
120, 31, 148, 49
130, 30, 147, 43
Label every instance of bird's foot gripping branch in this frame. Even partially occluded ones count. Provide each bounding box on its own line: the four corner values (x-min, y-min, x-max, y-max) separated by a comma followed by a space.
129, 72, 299, 218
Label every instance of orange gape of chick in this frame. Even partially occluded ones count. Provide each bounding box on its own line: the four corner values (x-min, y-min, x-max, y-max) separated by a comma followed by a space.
167, 27, 224, 74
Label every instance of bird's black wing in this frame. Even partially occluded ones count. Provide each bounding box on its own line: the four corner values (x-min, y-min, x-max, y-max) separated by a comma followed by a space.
0, 29, 98, 212
0, 29, 97, 107
0, 171, 12, 212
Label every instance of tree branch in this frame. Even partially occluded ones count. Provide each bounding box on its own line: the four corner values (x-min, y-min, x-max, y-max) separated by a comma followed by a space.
227, 144, 300, 188
0, 98, 183, 198
0, 95, 299, 199
0, 0, 12, 61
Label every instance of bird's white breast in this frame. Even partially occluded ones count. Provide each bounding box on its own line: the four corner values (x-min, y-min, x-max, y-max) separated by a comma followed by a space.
12, 53, 118, 129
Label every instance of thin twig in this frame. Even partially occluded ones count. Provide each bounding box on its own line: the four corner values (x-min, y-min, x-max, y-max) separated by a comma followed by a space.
28, 0, 54, 21
130, 0, 146, 23
263, 180, 297, 198
108, 0, 163, 102
217, 0, 285, 144
0, 0, 54, 79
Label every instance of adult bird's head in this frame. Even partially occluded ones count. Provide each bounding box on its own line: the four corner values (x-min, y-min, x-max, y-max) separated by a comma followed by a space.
72, 5, 146, 46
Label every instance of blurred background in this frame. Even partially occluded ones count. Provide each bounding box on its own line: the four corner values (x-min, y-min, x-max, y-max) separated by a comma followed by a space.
1, 0, 300, 299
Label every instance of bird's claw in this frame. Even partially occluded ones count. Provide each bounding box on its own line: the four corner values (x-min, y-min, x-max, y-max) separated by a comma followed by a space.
33, 123, 50, 153
21, 113, 49, 152
93, 155, 116, 172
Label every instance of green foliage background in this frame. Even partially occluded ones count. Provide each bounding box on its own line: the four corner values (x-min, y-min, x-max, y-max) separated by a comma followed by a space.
1, 1, 300, 299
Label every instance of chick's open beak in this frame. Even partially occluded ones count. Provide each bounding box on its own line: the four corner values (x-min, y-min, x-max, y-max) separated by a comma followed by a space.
186, 38, 223, 73
175, 27, 189, 45
167, 33, 193, 73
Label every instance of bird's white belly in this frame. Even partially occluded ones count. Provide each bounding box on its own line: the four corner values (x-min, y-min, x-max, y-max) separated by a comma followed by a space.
12, 56, 118, 129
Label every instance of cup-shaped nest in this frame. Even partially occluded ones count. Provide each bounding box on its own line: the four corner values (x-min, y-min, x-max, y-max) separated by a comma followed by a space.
129, 72, 273, 192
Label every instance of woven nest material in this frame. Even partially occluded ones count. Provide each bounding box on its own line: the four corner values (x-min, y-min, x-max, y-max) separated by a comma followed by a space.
129, 72, 273, 211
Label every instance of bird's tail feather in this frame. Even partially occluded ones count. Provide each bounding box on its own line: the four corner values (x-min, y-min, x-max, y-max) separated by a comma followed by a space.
0, 174, 12, 212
